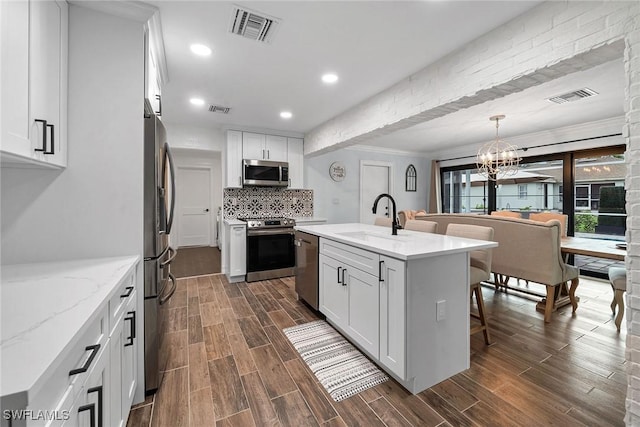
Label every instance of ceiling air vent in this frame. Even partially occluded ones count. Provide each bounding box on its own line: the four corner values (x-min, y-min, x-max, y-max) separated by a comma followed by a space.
547, 88, 599, 104
229, 5, 280, 43
209, 105, 231, 114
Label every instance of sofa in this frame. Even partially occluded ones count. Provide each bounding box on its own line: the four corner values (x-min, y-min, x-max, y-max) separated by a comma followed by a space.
418, 213, 579, 323
398, 209, 427, 228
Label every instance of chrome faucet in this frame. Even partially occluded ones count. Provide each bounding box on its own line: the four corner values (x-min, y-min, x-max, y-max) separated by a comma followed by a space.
372, 193, 398, 235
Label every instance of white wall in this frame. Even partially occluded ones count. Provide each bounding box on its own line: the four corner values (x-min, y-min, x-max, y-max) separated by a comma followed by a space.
306, 147, 429, 224
165, 123, 225, 151
172, 148, 222, 247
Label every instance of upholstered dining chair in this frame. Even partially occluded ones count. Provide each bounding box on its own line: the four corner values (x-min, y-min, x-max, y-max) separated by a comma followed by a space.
445, 223, 495, 345
404, 219, 438, 233
490, 210, 522, 219
374, 217, 393, 227
608, 266, 627, 332
529, 212, 568, 237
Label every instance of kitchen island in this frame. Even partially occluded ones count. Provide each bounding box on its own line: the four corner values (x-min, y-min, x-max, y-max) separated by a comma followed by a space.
294, 223, 497, 394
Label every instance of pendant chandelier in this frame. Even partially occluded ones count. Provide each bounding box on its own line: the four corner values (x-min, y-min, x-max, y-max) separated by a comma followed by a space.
476, 115, 520, 181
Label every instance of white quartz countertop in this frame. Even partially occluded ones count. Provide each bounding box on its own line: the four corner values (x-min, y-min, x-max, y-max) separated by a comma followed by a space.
1, 256, 139, 397
291, 216, 327, 223
224, 219, 246, 226
294, 223, 497, 261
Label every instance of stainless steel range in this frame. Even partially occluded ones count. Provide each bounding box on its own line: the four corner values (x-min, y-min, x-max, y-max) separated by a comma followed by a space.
242, 217, 296, 282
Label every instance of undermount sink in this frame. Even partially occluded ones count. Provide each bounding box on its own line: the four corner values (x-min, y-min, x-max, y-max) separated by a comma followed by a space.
337, 230, 412, 242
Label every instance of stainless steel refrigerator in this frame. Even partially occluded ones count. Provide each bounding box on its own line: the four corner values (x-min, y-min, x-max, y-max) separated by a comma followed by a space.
143, 102, 177, 395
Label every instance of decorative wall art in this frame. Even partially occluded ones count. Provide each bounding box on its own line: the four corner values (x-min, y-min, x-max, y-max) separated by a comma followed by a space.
405, 164, 417, 192
329, 161, 346, 182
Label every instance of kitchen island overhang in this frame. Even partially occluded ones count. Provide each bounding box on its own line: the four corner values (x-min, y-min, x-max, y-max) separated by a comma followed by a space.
294, 223, 498, 394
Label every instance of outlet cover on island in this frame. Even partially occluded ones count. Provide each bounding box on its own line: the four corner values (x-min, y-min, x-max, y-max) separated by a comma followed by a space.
436, 300, 446, 322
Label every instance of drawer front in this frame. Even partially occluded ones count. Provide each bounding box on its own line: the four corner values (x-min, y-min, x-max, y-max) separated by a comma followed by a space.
320, 238, 379, 276
109, 270, 135, 336
28, 306, 108, 424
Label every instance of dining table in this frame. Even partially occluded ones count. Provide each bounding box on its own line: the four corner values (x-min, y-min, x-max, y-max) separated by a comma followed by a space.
560, 236, 626, 262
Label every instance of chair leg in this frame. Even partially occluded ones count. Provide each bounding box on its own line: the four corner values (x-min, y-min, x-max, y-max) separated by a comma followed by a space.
568, 277, 579, 313
471, 283, 491, 345
614, 289, 625, 332
610, 285, 617, 313
544, 285, 555, 323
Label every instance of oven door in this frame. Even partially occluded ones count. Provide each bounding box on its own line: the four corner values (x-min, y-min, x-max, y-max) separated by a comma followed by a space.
246, 228, 296, 278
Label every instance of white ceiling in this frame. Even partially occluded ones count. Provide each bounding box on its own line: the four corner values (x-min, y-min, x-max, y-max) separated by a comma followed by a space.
150, 1, 623, 152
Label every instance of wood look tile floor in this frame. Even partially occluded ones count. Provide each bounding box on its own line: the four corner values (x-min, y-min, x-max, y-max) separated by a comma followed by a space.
128, 275, 627, 427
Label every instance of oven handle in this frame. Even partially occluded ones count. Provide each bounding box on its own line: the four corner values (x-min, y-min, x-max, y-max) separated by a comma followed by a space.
247, 228, 295, 236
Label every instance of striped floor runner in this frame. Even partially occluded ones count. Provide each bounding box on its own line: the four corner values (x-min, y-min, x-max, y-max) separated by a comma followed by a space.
283, 320, 389, 402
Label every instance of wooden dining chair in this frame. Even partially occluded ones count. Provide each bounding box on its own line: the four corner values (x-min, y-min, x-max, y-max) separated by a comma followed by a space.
608, 266, 627, 332
446, 223, 495, 345
404, 219, 437, 233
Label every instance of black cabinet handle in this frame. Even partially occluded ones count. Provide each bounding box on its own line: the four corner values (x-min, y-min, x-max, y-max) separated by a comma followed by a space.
34, 119, 47, 153
69, 344, 100, 376
337, 266, 342, 284
87, 386, 103, 427
45, 124, 54, 154
124, 311, 136, 347
78, 403, 96, 427
120, 286, 134, 298
155, 94, 162, 116
379, 260, 384, 282
342, 268, 347, 286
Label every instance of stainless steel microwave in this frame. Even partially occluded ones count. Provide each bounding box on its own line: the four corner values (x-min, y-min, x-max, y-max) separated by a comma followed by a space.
243, 159, 289, 187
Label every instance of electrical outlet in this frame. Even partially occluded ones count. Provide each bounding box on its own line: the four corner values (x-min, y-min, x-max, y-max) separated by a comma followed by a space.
436, 300, 446, 322
232, 197, 237, 205
293, 197, 298, 204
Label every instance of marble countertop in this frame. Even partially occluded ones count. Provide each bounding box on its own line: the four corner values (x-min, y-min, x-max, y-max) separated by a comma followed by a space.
1, 256, 139, 397
291, 216, 327, 223
294, 223, 497, 261
224, 219, 246, 226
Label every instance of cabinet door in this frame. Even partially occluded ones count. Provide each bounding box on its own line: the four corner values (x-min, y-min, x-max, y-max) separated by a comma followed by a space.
0, 0, 31, 156
64, 344, 110, 427
29, 0, 67, 167
287, 138, 304, 188
345, 266, 379, 358
379, 256, 406, 378
109, 313, 125, 427
225, 130, 243, 188
242, 132, 266, 160
319, 254, 348, 328
265, 135, 287, 162
121, 296, 137, 417
229, 225, 247, 276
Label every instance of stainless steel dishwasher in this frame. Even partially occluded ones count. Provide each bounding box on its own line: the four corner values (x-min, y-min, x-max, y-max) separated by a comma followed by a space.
294, 231, 319, 310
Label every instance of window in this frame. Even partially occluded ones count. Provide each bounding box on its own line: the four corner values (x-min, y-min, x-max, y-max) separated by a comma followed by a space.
518, 185, 527, 199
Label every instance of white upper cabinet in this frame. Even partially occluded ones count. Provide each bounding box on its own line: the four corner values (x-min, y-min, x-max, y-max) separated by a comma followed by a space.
1, 0, 68, 168
243, 132, 288, 162
225, 130, 243, 188
287, 137, 304, 188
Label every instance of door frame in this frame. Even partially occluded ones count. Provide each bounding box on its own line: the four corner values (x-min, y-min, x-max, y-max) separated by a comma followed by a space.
359, 160, 394, 223
175, 165, 213, 248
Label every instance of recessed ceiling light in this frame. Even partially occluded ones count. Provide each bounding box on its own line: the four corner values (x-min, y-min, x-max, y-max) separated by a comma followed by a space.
322, 73, 338, 84
190, 44, 211, 56
280, 111, 292, 119
190, 98, 205, 106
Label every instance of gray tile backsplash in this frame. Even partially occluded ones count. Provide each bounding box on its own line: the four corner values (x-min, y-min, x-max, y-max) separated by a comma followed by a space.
223, 187, 313, 219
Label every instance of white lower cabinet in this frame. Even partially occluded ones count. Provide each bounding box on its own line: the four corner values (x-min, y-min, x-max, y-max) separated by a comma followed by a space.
378, 256, 406, 378
110, 291, 138, 427
319, 239, 401, 365
225, 222, 246, 282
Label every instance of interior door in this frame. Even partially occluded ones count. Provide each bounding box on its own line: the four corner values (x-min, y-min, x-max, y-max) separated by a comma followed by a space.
177, 167, 211, 247
360, 161, 392, 224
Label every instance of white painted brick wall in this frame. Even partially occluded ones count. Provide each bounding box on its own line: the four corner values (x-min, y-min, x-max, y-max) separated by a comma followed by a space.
304, 1, 640, 424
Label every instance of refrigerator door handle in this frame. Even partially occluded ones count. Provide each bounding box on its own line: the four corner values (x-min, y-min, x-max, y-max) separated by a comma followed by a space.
159, 273, 177, 305
144, 245, 169, 262
160, 246, 177, 267
163, 142, 176, 234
